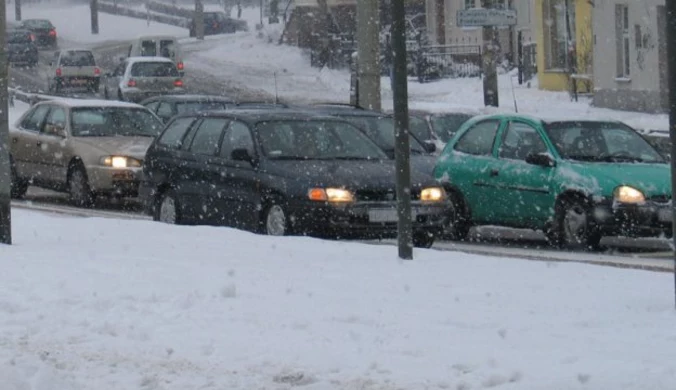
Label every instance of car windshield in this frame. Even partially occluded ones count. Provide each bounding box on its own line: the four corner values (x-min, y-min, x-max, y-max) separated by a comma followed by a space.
256, 119, 388, 160
409, 115, 432, 141
342, 116, 427, 154
130, 62, 179, 77
8, 31, 32, 44
70, 107, 163, 137
176, 102, 228, 114
23, 20, 52, 29
61, 50, 95, 66
544, 121, 665, 163
430, 113, 473, 142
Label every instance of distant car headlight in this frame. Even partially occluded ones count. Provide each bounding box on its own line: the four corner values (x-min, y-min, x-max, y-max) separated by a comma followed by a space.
613, 185, 645, 204
101, 156, 142, 168
420, 187, 446, 202
308, 187, 355, 203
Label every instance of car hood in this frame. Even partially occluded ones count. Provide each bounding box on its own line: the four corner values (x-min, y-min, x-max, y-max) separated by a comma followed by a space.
261, 159, 439, 191
73, 136, 154, 160
560, 161, 671, 198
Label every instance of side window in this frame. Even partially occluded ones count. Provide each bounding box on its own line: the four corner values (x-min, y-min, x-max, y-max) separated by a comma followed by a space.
144, 101, 160, 113
43, 107, 67, 136
140, 40, 157, 56
157, 117, 197, 149
498, 122, 548, 160
220, 121, 255, 159
20, 105, 51, 132
156, 102, 174, 119
188, 118, 229, 155
454, 120, 500, 156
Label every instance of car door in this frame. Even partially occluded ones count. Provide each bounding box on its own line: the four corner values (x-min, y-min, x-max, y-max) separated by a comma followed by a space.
10, 104, 51, 180
439, 119, 503, 224
492, 120, 556, 226
211, 120, 261, 230
179, 117, 230, 224
35, 105, 69, 187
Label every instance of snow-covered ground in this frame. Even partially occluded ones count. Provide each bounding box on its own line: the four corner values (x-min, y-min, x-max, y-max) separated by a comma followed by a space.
0, 209, 674, 389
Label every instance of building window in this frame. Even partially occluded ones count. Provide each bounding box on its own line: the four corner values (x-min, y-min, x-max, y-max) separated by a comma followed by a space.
615, 4, 630, 78
542, 0, 576, 71
464, 0, 474, 9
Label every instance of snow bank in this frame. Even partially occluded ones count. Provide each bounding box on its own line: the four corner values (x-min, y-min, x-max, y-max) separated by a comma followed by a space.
0, 209, 675, 389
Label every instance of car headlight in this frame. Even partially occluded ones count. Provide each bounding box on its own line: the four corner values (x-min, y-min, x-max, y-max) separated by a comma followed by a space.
100, 156, 142, 168
613, 185, 645, 204
308, 187, 355, 203
420, 187, 446, 202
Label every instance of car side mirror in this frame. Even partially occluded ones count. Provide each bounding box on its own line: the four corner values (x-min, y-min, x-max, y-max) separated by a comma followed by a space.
423, 141, 436, 153
525, 152, 556, 167
231, 148, 255, 164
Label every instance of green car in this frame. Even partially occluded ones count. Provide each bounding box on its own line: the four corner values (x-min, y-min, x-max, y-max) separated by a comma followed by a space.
433, 114, 672, 250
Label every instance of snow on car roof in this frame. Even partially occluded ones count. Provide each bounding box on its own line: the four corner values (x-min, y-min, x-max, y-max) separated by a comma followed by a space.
37, 98, 145, 109
135, 34, 178, 40
127, 56, 174, 63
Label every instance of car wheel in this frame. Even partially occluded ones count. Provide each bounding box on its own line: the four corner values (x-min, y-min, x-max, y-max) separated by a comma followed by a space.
155, 190, 182, 224
10, 159, 28, 199
68, 165, 94, 207
442, 191, 471, 241
548, 196, 602, 251
412, 231, 435, 248
263, 203, 289, 236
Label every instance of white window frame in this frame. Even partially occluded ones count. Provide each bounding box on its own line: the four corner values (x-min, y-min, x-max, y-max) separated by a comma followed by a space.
464, 0, 474, 9
615, 4, 631, 79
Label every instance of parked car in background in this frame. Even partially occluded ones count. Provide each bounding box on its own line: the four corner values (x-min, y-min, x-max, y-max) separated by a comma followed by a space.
9, 100, 164, 206
103, 57, 185, 102
434, 114, 671, 250
17, 19, 57, 48
188, 12, 243, 36
47, 49, 101, 94
139, 109, 450, 247
407, 109, 477, 150
6, 28, 38, 67
305, 104, 438, 174
126, 35, 185, 76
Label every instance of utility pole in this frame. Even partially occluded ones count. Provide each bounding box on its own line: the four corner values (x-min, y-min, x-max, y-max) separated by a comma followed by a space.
666, 0, 676, 308
391, 0, 412, 260
91, 0, 99, 35
356, 0, 381, 111
481, 0, 498, 107
316, 0, 330, 67
195, 0, 205, 40
0, 0, 13, 245
15, 0, 21, 22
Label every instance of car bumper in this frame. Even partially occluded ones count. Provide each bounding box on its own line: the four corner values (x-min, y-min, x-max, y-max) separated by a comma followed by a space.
88, 166, 143, 197
8, 52, 38, 63
592, 200, 672, 237
56, 76, 100, 88
287, 200, 450, 238
122, 88, 186, 102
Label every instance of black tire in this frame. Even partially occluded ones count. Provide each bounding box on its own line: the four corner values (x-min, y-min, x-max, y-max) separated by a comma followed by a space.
442, 191, 472, 241
117, 89, 124, 101
89, 80, 100, 94
261, 200, 290, 236
412, 231, 435, 248
547, 196, 602, 251
67, 165, 94, 207
10, 158, 28, 199
104, 87, 110, 100
154, 189, 183, 224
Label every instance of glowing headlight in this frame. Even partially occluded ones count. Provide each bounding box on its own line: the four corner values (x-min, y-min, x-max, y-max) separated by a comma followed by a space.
308, 188, 355, 203
420, 187, 446, 202
101, 156, 142, 168
613, 185, 645, 204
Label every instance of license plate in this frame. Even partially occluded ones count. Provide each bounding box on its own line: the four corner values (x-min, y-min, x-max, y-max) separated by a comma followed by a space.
368, 208, 418, 223
72, 79, 88, 85
658, 208, 672, 222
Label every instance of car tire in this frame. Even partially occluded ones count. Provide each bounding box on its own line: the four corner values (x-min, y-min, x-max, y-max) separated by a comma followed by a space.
117, 89, 124, 101
442, 191, 472, 241
68, 165, 94, 207
262, 202, 290, 236
10, 158, 28, 199
155, 189, 183, 224
547, 196, 602, 251
412, 231, 435, 248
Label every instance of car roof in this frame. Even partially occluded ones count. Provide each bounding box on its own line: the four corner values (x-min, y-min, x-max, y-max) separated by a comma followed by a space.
300, 105, 386, 117
136, 34, 178, 40
141, 94, 235, 103
36, 98, 145, 109
188, 109, 345, 125
127, 56, 174, 63
464, 113, 627, 127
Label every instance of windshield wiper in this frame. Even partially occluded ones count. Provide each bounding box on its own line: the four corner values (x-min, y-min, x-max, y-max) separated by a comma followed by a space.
598, 154, 645, 163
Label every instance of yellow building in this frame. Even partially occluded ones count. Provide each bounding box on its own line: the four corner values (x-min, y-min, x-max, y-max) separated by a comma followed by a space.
535, 0, 593, 92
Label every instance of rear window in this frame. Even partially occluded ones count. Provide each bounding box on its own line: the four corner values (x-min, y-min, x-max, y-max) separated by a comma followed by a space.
159, 40, 176, 58
70, 107, 163, 137
60, 51, 96, 67
23, 20, 53, 29
8, 31, 32, 44
130, 62, 179, 77
140, 40, 156, 56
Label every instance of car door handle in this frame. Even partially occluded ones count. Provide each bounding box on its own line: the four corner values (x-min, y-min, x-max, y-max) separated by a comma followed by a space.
490, 169, 499, 177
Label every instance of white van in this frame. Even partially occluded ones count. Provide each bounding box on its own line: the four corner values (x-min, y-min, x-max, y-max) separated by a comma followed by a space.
126, 35, 185, 76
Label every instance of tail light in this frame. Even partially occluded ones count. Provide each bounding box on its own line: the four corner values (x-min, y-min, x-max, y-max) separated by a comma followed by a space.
176, 62, 184, 71
127, 79, 137, 87
48, 29, 56, 37
55, 68, 62, 77
94, 67, 101, 76
173, 79, 183, 87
